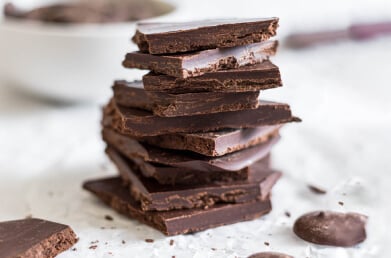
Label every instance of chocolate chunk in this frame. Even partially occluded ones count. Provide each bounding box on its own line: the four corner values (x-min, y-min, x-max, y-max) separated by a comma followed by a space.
113, 81, 260, 117
145, 238, 154, 243
132, 18, 279, 54
4, 0, 174, 24
248, 252, 293, 258
308, 184, 327, 194
143, 61, 282, 93
83, 177, 272, 236
106, 147, 281, 211
102, 127, 279, 172
293, 211, 367, 247
0, 218, 78, 258
123, 41, 277, 78
106, 99, 299, 137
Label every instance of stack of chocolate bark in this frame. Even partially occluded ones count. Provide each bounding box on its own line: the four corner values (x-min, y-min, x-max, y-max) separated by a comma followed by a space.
84, 18, 300, 236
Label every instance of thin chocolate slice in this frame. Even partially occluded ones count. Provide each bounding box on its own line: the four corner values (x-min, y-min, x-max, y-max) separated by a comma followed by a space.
132, 18, 279, 54
293, 211, 367, 247
113, 80, 260, 117
107, 99, 299, 137
143, 60, 282, 93
107, 147, 280, 211
83, 177, 272, 235
103, 106, 281, 157
248, 252, 293, 258
102, 127, 279, 172
123, 41, 277, 78
0, 218, 77, 258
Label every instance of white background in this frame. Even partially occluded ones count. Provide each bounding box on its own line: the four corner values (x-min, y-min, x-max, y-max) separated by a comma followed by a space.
0, 0, 390, 257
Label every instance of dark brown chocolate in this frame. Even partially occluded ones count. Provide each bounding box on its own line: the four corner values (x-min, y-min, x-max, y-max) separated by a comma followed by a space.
123, 41, 277, 78
143, 60, 282, 93
106, 99, 299, 137
248, 252, 293, 258
83, 177, 272, 235
0, 218, 77, 258
293, 211, 367, 247
106, 147, 280, 211
113, 80, 260, 117
132, 18, 279, 54
102, 127, 279, 172
103, 106, 281, 156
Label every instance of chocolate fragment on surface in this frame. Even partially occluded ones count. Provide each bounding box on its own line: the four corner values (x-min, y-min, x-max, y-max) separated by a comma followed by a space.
293, 210, 367, 247
83, 177, 272, 236
106, 147, 281, 211
0, 218, 77, 258
143, 60, 282, 94
247, 252, 293, 258
123, 41, 277, 78
308, 184, 327, 194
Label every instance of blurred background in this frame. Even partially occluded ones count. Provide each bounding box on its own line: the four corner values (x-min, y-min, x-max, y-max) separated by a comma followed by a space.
0, 0, 390, 257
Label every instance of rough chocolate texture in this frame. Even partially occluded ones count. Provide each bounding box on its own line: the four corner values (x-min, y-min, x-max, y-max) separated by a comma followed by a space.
143, 60, 282, 93
113, 80, 260, 117
0, 218, 77, 258
248, 252, 293, 258
83, 177, 272, 236
106, 147, 281, 211
123, 41, 277, 78
105, 98, 300, 137
102, 127, 279, 172
132, 18, 279, 54
293, 211, 367, 247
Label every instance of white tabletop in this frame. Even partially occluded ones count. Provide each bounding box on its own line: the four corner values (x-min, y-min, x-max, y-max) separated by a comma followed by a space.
0, 0, 390, 257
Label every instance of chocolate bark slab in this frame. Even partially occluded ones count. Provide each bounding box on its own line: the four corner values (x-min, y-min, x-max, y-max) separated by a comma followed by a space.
103, 105, 281, 156
102, 127, 279, 172
143, 60, 282, 93
107, 99, 299, 137
123, 41, 277, 78
107, 147, 281, 211
83, 177, 272, 236
113, 80, 260, 117
0, 218, 77, 258
132, 18, 279, 54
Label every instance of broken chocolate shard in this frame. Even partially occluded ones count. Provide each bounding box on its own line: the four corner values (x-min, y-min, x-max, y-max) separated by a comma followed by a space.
123, 41, 277, 78
132, 18, 279, 54
0, 218, 77, 258
113, 80, 260, 117
106, 98, 300, 137
293, 210, 367, 247
102, 127, 279, 172
106, 147, 281, 211
83, 177, 272, 236
143, 60, 282, 93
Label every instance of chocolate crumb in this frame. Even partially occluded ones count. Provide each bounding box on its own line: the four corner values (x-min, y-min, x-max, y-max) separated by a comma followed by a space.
89, 245, 98, 250
72, 248, 77, 251
308, 185, 327, 194
285, 211, 291, 218
90, 240, 99, 244
211, 248, 216, 251
105, 215, 114, 221
169, 239, 174, 246
122, 240, 126, 244
338, 201, 344, 206
145, 238, 154, 243
264, 241, 270, 246
172, 256, 176, 258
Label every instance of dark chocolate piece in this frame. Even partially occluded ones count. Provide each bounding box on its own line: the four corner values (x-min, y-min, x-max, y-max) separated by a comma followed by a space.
103, 106, 281, 156
308, 184, 327, 194
248, 252, 293, 258
143, 60, 282, 93
123, 41, 277, 78
113, 80, 260, 117
102, 127, 279, 172
106, 99, 299, 137
132, 18, 279, 54
293, 211, 367, 247
0, 218, 77, 258
83, 177, 272, 236
106, 147, 280, 211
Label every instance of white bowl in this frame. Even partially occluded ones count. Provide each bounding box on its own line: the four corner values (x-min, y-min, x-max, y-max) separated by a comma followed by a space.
0, 0, 177, 103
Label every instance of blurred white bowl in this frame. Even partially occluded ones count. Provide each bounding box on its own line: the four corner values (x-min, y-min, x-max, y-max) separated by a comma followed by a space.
0, 0, 176, 103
